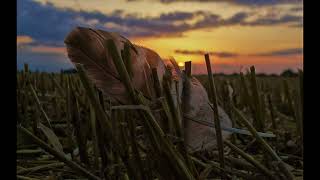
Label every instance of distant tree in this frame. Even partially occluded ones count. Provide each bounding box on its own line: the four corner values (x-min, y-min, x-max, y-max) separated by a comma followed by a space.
62, 68, 77, 74
214, 73, 226, 76
256, 73, 268, 77
280, 69, 298, 77
270, 73, 278, 77
230, 72, 240, 76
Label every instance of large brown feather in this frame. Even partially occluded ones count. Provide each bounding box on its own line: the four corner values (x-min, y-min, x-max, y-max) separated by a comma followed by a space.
64, 27, 232, 151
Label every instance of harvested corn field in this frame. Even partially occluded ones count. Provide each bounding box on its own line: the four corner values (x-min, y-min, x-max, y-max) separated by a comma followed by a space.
17, 60, 303, 179
16, 0, 304, 178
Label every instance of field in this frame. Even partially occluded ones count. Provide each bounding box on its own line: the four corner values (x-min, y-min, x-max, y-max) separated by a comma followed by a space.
17, 63, 303, 180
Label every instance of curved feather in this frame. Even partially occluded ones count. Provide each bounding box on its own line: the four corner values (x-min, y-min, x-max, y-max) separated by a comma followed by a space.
64, 27, 233, 151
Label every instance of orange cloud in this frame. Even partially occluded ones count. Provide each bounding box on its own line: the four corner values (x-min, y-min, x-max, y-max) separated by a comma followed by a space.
185, 54, 303, 74
17, 36, 34, 46
30, 45, 66, 55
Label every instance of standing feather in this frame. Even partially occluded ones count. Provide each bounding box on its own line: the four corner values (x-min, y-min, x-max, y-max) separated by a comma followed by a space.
64, 27, 232, 151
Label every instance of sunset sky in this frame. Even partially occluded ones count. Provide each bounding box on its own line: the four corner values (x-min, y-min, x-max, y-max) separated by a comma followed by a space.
17, 0, 303, 74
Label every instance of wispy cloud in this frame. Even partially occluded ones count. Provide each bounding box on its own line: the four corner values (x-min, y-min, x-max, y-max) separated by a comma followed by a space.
128, 0, 302, 6
29, 45, 67, 55
156, 11, 195, 21
175, 48, 303, 57
242, 14, 302, 26
17, 36, 34, 46
253, 48, 303, 56
290, 6, 303, 12
174, 49, 239, 58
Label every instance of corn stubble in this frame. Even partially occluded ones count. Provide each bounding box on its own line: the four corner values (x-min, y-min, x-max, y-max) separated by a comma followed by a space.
17, 53, 303, 179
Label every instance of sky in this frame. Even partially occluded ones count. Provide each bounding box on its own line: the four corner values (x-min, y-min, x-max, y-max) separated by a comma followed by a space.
17, 0, 303, 74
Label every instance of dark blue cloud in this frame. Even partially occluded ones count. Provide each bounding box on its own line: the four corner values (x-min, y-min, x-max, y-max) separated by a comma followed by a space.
18, 0, 75, 46
225, 12, 249, 24
156, 11, 195, 21
243, 14, 303, 26
17, 0, 123, 46
17, 0, 195, 45
192, 13, 221, 28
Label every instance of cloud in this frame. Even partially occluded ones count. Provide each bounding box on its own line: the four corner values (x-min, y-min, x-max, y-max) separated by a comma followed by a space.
156, 11, 195, 21
17, 0, 193, 44
174, 49, 239, 58
187, 12, 302, 30
225, 12, 250, 24
29, 45, 67, 55
230, 0, 302, 6
243, 14, 302, 26
18, 0, 302, 47
17, 36, 34, 46
253, 48, 303, 56
128, 0, 302, 6
290, 6, 303, 12
18, 0, 129, 46
175, 48, 303, 58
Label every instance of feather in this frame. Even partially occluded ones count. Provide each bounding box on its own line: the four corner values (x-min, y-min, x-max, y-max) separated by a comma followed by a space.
64, 27, 233, 151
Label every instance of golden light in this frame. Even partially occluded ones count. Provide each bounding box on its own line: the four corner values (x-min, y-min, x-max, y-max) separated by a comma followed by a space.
178, 62, 185, 67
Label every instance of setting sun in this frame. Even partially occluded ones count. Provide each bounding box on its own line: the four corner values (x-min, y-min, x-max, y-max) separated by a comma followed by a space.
178, 62, 185, 67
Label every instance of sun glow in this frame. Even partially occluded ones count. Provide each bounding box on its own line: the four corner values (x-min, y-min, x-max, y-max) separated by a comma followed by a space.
178, 62, 185, 67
